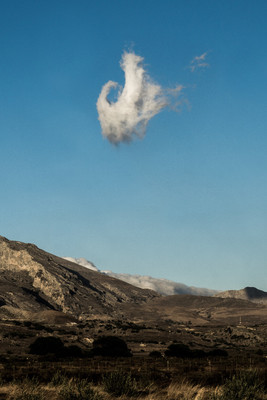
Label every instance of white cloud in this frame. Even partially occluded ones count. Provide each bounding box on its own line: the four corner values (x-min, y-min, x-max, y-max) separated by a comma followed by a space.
102, 271, 217, 296
97, 51, 182, 144
189, 52, 210, 72
64, 256, 217, 296
63, 257, 99, 272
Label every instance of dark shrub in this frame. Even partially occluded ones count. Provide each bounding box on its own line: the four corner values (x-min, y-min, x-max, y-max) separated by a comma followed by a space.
190, 349, 206, 358
165, 343, 191, 358
29, 336, 64, 355
29, 337, 84, 358
208, 349, 228, 357
165, 343, 227, 359
149, 351, 162, 358
63, 345, 83, 358
92, 336, 132, 357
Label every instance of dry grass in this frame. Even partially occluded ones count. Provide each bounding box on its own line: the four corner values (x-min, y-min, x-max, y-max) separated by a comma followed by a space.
3, 383, 57, 400
135, 380, 213, 400
0, 380, 212, 400
0, 370, 267, 400
166, 381, 208, 399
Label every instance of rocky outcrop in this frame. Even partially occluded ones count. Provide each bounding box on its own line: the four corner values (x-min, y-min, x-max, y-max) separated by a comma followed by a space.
0, 236, 159, 320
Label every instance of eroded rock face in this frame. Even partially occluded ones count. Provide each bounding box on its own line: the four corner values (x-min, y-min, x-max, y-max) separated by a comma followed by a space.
0, 236, 159, 320
0, 240, 65, 309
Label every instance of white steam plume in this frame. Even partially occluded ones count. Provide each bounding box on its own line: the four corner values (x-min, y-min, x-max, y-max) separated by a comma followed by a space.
97, 51, 182, 144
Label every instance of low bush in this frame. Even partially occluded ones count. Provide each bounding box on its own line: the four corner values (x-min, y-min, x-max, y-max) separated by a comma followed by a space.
29, 336, 64, 355
208, 349, 228, 357
62, 345, 84, 358
92, 336, 132, 357
29, 337, 84, 358
149, 350, 162, 358
165, 343, 228, 359
102, 371, 138, 397
165, 343, 192, 358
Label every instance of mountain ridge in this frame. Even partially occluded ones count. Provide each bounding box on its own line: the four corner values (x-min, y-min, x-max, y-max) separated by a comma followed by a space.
215, 286, 267, 304
0, 235, 159, 320
1, 235, 267, 326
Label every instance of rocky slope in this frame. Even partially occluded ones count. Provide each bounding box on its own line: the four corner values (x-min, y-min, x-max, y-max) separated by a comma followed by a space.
1, 235, 267, 326
214, 287, 267, 304
0, 236, 159, 320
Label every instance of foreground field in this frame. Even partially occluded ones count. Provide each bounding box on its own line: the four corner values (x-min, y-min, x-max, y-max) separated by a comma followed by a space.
0, 357, 267, 400
0, 369, 267, 399
0, 320, 267, 399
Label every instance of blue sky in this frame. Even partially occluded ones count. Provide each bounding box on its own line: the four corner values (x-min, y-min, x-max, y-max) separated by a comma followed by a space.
1, 0, 267, 291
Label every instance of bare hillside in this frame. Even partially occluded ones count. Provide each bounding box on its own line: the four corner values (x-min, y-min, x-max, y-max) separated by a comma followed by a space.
215, 287, 267, 304
0, 235, 159, 320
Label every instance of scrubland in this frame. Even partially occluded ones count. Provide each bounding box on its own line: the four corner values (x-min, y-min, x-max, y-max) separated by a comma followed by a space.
1, 361, 267, 400
1, 318, 267, 399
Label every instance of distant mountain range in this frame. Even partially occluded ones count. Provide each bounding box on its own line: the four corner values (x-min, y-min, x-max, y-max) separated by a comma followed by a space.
64, 258, 267, 304
1, 235, 267, 326
63, 257, 218, 297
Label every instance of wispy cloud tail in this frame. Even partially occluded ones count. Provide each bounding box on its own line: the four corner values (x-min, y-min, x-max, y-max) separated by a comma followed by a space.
189, 51, 210, 72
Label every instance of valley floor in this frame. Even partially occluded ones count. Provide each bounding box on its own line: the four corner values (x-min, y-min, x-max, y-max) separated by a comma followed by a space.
1, 359, 267, 399
0, 318, 267, 399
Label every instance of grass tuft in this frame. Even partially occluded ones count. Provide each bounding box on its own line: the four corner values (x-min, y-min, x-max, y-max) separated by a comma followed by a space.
102, 370, 138, 397
209, 369, 265, 400
58, 378, 103, 400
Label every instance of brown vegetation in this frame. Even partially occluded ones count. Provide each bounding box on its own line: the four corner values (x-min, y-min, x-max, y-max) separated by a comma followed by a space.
1, 236, 267, 398
0, 364, 267, 399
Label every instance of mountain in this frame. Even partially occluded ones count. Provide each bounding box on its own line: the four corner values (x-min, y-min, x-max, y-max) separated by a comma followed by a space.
118, 293, 267, 325
64, 257, 217, 296
1, 235, 267, 327
215, 287, 267, 304
0, 235, 159, 321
